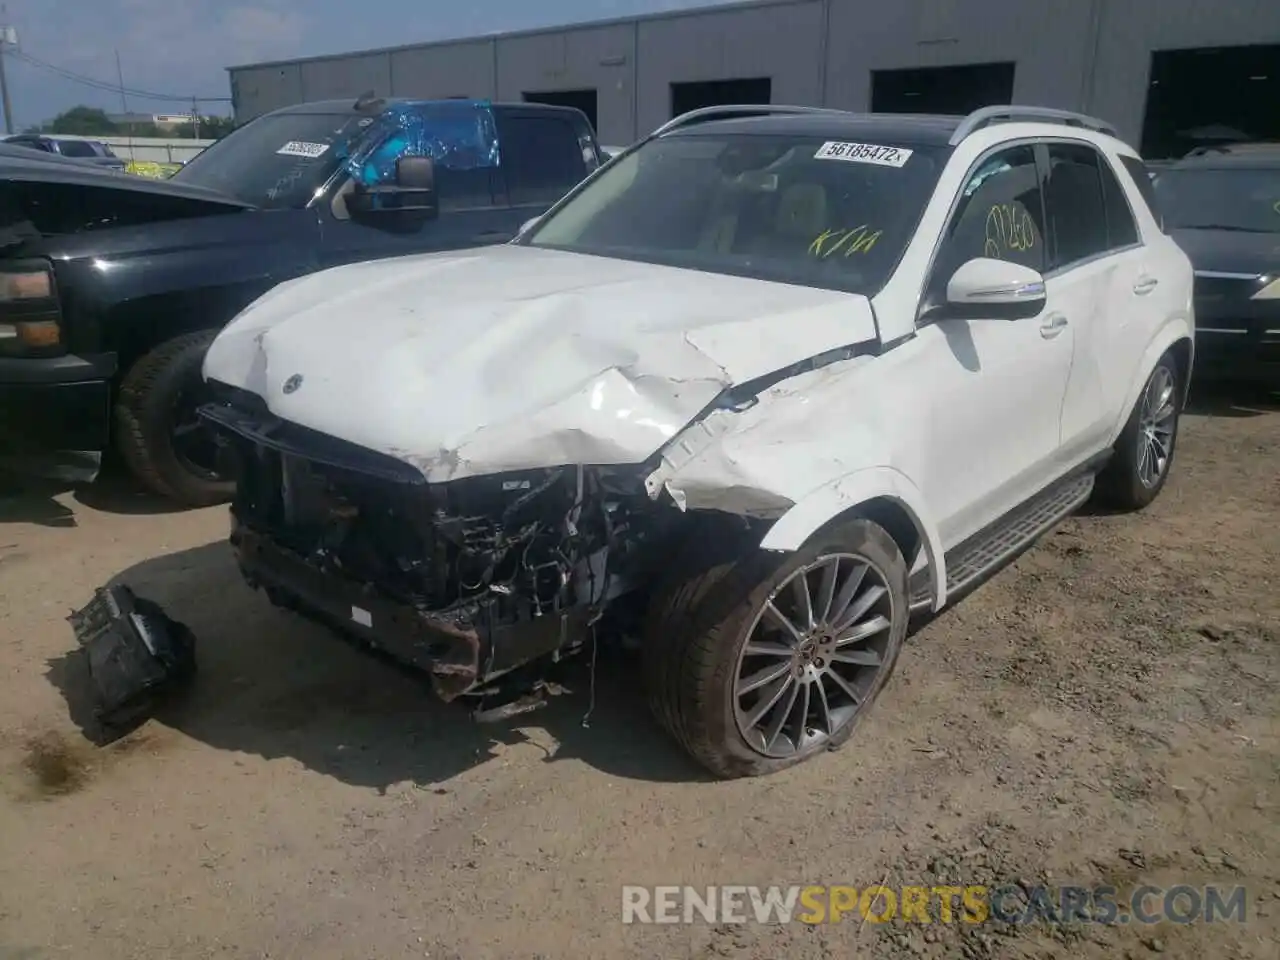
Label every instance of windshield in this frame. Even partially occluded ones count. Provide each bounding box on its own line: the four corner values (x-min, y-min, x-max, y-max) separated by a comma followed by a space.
524, 132, 943, 294
1154, 167, 1280, 233
173, 110, 375, 208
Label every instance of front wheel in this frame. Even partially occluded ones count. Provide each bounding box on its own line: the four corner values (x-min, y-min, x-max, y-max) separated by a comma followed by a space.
114, 330, 233, 507
643, 517, 909, 779
1093, 353, 1182, 511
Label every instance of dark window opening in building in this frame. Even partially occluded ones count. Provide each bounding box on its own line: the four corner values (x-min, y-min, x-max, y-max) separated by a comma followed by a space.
871, 62, 1015, 115
1141, 45, 1280, 159
670, 78, 772, 118
523, 89, 598, 133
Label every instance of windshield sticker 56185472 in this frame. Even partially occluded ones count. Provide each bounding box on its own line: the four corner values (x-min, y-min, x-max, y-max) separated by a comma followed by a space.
276, 141, 331, 159
814, 142, 913, 168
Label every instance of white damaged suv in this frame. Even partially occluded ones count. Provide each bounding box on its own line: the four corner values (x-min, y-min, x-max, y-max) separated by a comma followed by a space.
200, 104, 1194, 779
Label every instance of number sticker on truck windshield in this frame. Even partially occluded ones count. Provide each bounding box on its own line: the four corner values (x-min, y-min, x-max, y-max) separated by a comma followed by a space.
276, 141, 331, 159
813, 141, 913, 167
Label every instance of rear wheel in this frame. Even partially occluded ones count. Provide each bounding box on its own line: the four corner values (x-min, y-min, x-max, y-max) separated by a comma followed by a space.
114, 330, 233, 507
643, 517, 909, 779
1094, 352, 1181, 511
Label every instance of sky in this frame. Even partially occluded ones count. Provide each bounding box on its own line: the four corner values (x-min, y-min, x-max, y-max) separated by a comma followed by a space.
2, 0, 743, 129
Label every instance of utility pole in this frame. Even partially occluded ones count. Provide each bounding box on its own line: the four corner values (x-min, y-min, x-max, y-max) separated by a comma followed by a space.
191, 95, 200, 139
0, 16, 17, 135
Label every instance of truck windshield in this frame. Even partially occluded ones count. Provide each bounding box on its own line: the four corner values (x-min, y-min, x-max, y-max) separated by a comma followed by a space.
1154, 167, 1280, 233
172, 111, 375, 209
523, 132, 943, 294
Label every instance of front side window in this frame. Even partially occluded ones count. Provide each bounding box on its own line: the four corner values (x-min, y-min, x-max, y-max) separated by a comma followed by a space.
1153, 167, 1280, 233
523, 132, 943, 295
352, 103, 499, 211
934, 144, 1046, 279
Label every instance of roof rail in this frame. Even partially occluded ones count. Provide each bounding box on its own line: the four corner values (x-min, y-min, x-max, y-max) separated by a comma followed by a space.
949, 105, 1118, 145
652, 104, 850, 139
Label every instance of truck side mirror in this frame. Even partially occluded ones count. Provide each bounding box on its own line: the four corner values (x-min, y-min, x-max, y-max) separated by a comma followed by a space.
348, 155, 439, 224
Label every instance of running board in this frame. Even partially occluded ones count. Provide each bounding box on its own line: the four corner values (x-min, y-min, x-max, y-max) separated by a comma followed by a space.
909, 473, 1096, 613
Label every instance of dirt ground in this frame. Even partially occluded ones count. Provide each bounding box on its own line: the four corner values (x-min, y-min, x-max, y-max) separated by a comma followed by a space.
1, 387, 1277, 960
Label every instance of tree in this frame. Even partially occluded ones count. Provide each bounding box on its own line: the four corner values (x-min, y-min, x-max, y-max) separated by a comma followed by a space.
198, 115, 237, 139
171, 115, 235, 140
47, 106, 118, 136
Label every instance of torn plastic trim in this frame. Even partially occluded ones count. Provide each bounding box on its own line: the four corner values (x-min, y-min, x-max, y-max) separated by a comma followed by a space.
68, 585, 197, 735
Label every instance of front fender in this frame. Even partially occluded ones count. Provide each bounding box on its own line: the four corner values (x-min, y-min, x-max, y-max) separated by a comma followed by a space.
1108, 315, 1195, 446
759, 465, 948, 611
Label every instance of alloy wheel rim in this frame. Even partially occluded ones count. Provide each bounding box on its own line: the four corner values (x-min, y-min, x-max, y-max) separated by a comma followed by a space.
733, 553, 896, 759
1137, 365, 1177, 489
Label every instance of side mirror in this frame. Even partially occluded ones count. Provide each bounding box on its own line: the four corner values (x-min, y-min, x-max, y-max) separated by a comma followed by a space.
944, 257, 1046, 320
347, 155, 439, 224
518, 216, 540, 236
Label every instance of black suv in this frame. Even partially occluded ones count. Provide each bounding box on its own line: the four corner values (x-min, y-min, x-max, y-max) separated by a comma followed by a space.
0, 97, 600, 504
1153, 143, 1280, 385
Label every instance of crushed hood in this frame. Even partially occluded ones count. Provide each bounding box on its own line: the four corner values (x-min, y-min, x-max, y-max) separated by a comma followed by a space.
202, 244, 879, 482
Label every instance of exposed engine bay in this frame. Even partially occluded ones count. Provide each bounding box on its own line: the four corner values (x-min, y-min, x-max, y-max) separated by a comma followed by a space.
203, 390, 707, 712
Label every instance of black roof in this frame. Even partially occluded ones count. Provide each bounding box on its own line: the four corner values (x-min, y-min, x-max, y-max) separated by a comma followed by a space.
667, 112, 963, 147
1171, 142, 1280, 170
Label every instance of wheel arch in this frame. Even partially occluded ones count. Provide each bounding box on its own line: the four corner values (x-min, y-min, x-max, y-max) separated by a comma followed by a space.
759, 466, 948, 610
105, 282, 273, 378
1110, 321, 1195, 445
1168, 335, 1194, 408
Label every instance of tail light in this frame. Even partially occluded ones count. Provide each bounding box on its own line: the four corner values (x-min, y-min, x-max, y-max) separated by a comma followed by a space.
0, 260, 62, 357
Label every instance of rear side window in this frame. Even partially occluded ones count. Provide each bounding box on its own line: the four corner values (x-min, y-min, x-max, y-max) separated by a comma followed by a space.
1118, 155, 1164, 230
499, 115, 588, 206
1044, 143, 1110, 268
435, 168, 498, 211
56, 140, 97, 158
1098, 157, 1139, 248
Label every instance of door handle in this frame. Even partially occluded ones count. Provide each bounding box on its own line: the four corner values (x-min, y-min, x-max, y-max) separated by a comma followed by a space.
1133, 276, 1159, 296
1039, 313, 1069, 339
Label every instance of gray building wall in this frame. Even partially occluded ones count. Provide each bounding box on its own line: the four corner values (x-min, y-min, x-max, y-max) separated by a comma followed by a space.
227, 0, 1280, 147
1089, 0, 1280, 142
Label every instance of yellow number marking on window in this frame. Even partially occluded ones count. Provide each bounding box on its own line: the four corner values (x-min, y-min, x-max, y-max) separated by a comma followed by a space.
984, 204, 1036, 258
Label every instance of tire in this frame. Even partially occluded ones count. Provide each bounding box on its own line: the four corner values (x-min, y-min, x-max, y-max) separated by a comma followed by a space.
643, 516, 909, 779
114, 329, 233, 507
1093, 351, 1182, 511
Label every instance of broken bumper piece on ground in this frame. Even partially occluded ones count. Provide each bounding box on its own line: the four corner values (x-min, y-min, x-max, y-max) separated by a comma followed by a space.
68, 585, 197, 735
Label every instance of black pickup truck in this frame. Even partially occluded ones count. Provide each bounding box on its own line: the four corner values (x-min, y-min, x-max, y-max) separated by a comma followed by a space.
0, 96, 600, 504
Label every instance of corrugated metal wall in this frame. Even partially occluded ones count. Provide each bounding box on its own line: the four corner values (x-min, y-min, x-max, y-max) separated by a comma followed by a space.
1089, 0, 1280, 140
226, 0, 1280, 147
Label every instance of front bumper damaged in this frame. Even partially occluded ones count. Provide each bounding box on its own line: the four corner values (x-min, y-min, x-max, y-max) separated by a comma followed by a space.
68, 584, 197, 736
231, 518, 591, 701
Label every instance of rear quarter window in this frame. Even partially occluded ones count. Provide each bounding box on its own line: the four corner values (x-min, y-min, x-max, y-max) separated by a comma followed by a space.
1118, 155, 1164, 231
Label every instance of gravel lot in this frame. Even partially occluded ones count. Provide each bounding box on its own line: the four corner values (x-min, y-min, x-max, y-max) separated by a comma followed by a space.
1, 387, 1277, 960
